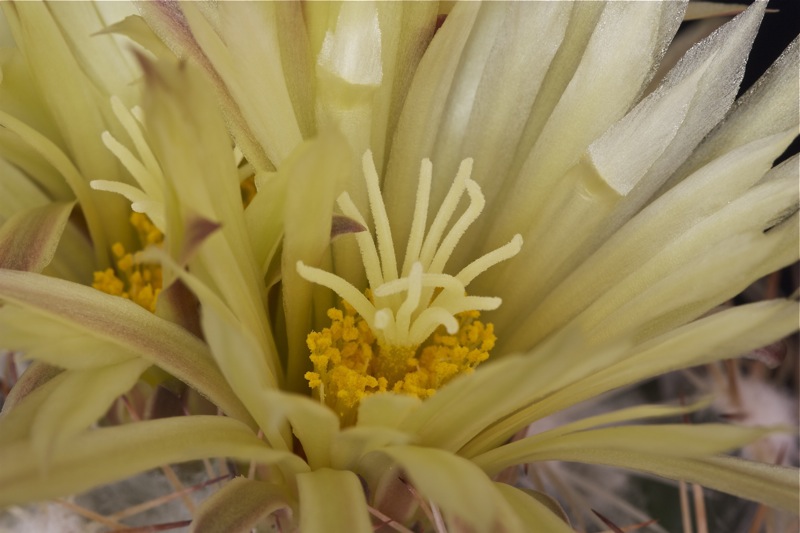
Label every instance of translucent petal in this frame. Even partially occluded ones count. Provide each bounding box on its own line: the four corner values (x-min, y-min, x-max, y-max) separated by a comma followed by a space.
200, 301, 287, 451
384, 2, 574, 263
400, 336, 629, 454
599, 1, 767, 233
0, 107, 110, 267
136, 1, 271, 171
671, 36, 800, 186
331, 426, 412, 471
504, 129, 798, 351
357, 393, 421, 429
1, 2, 134, 251
484, 1, 685, 249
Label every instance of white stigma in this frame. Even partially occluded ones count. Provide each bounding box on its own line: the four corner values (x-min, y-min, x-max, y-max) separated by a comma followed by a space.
297, 150, 522, 347
91, 96, 166, 230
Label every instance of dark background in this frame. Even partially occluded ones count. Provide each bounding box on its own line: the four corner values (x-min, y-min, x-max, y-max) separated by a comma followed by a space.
738, 0, 799, 92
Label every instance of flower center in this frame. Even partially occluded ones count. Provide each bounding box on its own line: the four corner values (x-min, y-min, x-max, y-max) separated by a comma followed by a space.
92, 212, 164, 313
298, 151, 522, 424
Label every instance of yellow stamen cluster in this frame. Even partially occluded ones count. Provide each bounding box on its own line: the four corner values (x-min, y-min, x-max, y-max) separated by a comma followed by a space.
298, 151, 521, 424
305, 298, 495, 426
92, 212, 163, 313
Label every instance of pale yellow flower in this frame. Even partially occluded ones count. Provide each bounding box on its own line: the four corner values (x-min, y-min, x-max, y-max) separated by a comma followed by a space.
0, 2, 797, 532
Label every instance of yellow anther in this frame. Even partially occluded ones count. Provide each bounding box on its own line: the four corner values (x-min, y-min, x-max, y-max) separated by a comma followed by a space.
299, 152, 519, 425
92, 212, 164, 313
111, 242, 126, 259
306, 296, 496, 425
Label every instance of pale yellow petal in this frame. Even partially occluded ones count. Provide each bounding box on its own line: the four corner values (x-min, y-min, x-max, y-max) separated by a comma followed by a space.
463, 299, 798, 457
0, 361, 61, 416
474, 423, 778, 477
297, 468, 372, 533
181, 2, 303, 167
0, 370, 66, 447
373, 445, 523, 532
30, 358, 151, 464
0, 201, 74, 272
671, 36, 799, 186
0, 306, 140, 369
494, 484, 574, 533
0, 416, 308, 507
281, 132, 351, 391
257, 390, 339, 470
0, 270, 252, 426
139, 55, 276, 376
507, 129, 797, 351
331, 426, 413, 471
190, 477, 293, 533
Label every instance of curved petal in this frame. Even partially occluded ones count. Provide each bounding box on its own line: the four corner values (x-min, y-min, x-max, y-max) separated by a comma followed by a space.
190, 477, 294, 533
0, 415, 308, 507
483, 441, 798, 513
0, 270, 252, 426
494, 484, 574, 533
30, 358, 151, 464
0, 201, 75, 272
373, 445, 523, 532
475, 422, 776, 475
462, 298, 798, 457
297, 468, 372, 533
